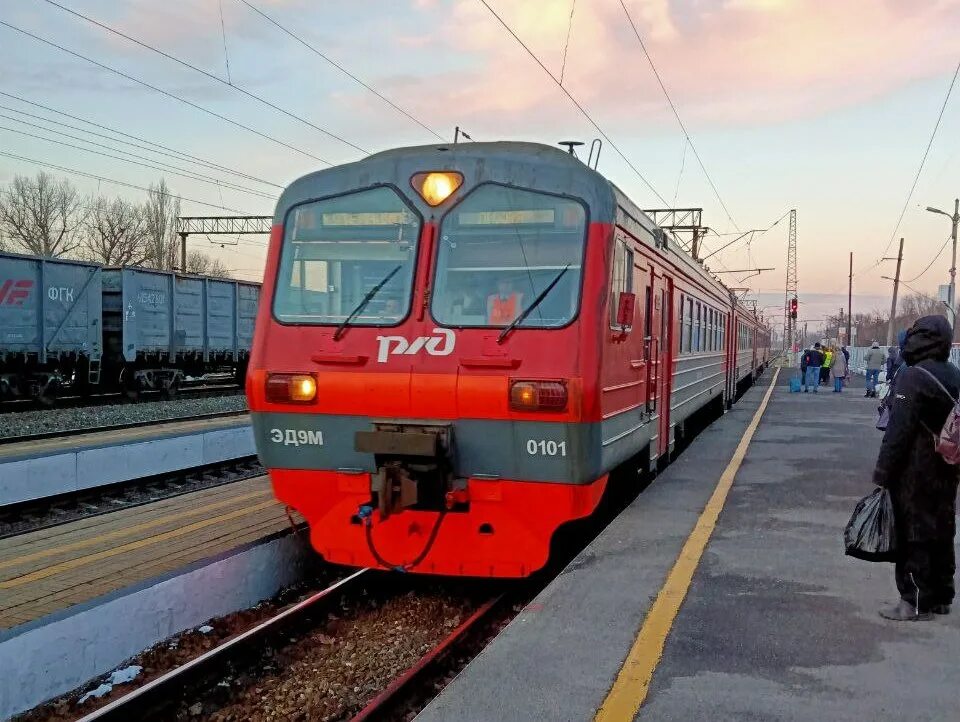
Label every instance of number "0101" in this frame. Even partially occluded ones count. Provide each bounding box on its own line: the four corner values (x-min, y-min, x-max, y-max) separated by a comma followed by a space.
526, 439, 567, 456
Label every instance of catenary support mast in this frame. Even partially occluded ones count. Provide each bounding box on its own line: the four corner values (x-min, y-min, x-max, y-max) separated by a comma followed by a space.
783, 209, 798, 354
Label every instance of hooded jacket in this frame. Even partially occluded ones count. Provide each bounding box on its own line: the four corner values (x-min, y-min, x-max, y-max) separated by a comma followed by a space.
864, 346, 886, 369
873, 315, 960, 542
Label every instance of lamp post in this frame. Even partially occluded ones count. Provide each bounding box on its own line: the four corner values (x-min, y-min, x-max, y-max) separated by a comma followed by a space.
926, 199, 960, 332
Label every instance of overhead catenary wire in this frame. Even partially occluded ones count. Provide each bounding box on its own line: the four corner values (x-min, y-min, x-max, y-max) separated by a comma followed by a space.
559, 0, 576, 86
0, 21, 331, 165
0, 149, 262, 215
218, 0, 233, 85
0, 120, 278, 200
905, 234, 952, 284
235, 0, 447, 143
38, 0, 367, 154
477, 0, 668, 205
618, 0, 739, 232
858, 56, 960, 277
0, 91, 283, 188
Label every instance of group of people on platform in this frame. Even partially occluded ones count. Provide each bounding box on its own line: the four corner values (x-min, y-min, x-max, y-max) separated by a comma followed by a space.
799, 342, 850, 392
810, 317, 958, 622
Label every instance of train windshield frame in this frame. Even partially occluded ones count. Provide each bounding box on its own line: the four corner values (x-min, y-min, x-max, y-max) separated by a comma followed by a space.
430, 184, 588, 330
272, 186, 422, 327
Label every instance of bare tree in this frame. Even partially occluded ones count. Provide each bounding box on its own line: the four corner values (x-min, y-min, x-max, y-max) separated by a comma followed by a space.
0, 171, 85, 256
184, 249, 232, 277
142, 179, 180, 270
81, 196, 148, 266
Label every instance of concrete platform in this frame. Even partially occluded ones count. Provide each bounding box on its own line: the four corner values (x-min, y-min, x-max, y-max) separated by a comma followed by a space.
417, 370, 960, 722
0, 475, 295, 630
0, 414, 254, 506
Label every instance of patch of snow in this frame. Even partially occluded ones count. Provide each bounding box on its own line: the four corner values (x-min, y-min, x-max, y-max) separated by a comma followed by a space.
198, 624, 214, 634
109, 665, 142, 685
78, 683, 112, 704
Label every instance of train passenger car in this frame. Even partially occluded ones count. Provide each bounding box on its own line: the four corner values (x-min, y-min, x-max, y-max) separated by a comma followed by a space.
0, 250, 260, 403
246, 141, 768, 577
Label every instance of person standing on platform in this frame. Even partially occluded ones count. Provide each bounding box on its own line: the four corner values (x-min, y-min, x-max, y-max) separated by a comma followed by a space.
821, 346, 834, 386
831, 345, 848, 392
864, 341, 886, 398
800, 346, 810, 389
872, 315, 960, 621
805, 343, 824, 393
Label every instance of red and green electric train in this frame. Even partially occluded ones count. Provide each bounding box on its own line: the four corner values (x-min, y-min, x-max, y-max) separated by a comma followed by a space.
246, 141, 770, 578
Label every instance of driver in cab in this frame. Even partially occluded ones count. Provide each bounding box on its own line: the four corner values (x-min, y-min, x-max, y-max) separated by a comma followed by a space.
487, 278, 523, 325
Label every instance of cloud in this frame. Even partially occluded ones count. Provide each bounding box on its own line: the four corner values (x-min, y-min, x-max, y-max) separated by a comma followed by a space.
389, 0, 960, 131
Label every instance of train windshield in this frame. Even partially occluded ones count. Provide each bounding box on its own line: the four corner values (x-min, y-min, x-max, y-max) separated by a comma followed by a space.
431, 185, 586, 329
273, 187, 421, 326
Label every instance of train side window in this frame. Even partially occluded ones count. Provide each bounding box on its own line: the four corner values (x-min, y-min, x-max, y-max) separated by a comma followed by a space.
707, 308, 716, 351
695, 303, 702, 352
683, 297, 692, 353
609, 239, 633, 328
644, 285, 653, 339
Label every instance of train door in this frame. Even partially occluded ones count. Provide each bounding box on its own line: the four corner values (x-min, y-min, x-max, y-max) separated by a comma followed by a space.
726, 312, 738, 405
602, 234, 644, 431
655, 274, 674, 459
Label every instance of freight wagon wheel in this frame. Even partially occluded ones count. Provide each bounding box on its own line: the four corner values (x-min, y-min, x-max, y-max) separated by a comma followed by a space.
160, 376, 180, 400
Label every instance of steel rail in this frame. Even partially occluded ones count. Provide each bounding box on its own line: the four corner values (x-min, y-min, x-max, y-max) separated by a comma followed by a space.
0, 409, 249, 446
74, 569, 371, 722
349, 595, 503, 722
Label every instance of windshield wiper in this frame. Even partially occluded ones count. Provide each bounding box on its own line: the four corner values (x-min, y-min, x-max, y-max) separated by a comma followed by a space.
333, 264, 402, 341
497, 264, 570, 344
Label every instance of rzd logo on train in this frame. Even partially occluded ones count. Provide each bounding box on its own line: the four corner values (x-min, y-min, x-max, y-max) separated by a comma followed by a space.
375, 328, 455, 363
0, 279, 33, 306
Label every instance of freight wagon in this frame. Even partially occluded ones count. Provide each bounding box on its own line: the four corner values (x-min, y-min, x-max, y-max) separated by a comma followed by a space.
0, 251, 260, 404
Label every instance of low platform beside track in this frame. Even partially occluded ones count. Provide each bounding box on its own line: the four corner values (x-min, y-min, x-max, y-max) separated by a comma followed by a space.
417, 371, 960, 722
0, 476, 312, 720
0, 413, 254, 506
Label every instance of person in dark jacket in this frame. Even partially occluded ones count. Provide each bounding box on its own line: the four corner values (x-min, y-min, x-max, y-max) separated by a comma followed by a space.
872, 315, 960, 621
803, 343, 824, 393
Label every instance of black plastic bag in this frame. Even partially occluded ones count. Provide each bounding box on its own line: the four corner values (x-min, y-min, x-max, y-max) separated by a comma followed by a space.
844, 487, 896, 561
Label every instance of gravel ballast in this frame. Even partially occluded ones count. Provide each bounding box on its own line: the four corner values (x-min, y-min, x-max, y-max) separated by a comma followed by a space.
0, 394, 248, 439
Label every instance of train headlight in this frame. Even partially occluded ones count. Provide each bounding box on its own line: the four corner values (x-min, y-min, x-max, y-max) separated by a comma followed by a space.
509, 380, 568, 412
266, 373, 317, 404
412, 172, 463, 206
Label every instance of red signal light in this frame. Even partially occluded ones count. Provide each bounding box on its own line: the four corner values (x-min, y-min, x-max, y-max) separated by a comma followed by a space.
790, 297, 798, 319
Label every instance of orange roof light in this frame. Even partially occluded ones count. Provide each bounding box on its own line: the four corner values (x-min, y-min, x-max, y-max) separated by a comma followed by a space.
412, 172, 463, 206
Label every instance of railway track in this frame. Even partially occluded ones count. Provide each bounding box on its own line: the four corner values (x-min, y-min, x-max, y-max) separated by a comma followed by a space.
66, 570, 506, 722
0, 456, 263, 539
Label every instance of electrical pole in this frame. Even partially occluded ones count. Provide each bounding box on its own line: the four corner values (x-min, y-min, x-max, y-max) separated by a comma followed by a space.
886, 237, 904, 347
847, 252, 852, 346
179, 232, 188, 273
783, 209, 798, 356
951, 198, 959, 331
926, 199, 960, 334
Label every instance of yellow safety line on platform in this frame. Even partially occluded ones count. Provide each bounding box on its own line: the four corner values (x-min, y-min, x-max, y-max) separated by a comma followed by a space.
594, 368, 780, 722
0, 486, 271, 572
0, 499, 279, 589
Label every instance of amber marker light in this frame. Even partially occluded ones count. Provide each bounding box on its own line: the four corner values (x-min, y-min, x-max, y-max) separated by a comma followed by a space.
266, 373, 317, 404
509, 380, 568, 412
412, 171, 463, 206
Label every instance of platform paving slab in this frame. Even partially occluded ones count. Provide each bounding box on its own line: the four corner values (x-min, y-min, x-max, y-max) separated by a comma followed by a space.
416, 372, 960, 722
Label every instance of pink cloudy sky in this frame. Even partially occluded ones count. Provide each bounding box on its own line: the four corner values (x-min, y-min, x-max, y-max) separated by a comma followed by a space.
0, 0, 959, 323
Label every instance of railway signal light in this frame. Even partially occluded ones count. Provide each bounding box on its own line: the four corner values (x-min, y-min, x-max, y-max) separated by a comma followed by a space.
790, 297, 798, 319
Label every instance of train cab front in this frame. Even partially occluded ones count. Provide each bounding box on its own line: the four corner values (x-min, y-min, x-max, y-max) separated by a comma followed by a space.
246, 145, 612, 577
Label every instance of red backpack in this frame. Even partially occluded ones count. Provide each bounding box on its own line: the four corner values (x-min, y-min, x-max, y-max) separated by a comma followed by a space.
915, 366, 960, 465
